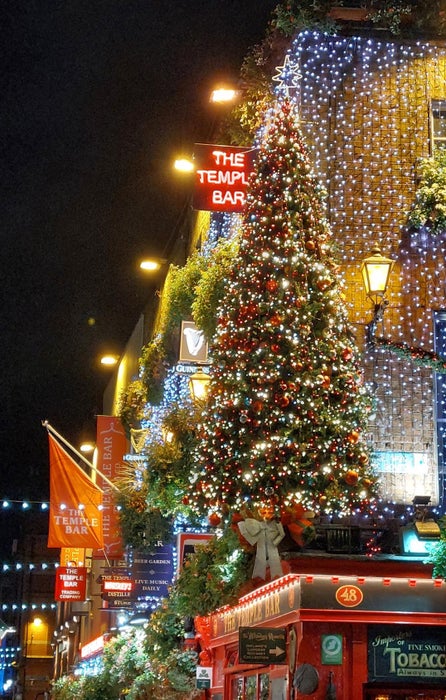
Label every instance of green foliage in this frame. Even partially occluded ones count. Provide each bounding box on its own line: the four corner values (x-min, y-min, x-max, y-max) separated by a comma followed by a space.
145, 601, 185, 661
192, 237, 240, 340
52, 677, 84, 700
220, 45, 276, 145
80, 672, 117, 700
139, 403, 203, 524
426, 516, 446, 579
272, 0, 446, 38
104, 633, 149, 689
140, 336, 168, 405
163, 253, 208, 335
137, 252, 215, 406
273, 0, 340, 36
117, 379, 147, 436
164, 649, 198, 692
117, 500, 174, 550
426, 536, 446, 579
125, 668, 157, 700
368, 0, 412, 34
408, 150, 446, 235
172, 528, 253, 616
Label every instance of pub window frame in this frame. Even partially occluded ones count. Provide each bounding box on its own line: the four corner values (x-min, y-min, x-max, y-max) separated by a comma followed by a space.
430, 99, 446, 153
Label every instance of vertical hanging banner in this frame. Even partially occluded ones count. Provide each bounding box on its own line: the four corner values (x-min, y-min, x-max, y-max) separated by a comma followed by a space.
48, 434, 104, 549
193, 143, 256, 212
60, 547, 86, 567
93, 416, 127, 559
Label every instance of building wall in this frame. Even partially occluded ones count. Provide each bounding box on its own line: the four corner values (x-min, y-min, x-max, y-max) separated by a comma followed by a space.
291, 32, 446, 504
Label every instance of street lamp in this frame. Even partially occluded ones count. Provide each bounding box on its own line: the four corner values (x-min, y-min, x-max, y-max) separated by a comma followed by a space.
188, 369, 211, 403
80, 442, 95, 454
100, 354, 119, 367
173, 157, 195, 173
139, 257, 167, 272
361, 246, 394, 344
209, 87, 239, 104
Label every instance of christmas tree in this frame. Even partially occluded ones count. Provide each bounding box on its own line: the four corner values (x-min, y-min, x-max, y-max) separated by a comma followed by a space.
190, 98, 376, 522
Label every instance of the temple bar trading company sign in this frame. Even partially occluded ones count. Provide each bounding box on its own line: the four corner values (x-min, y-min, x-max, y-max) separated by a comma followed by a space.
193, 143, 256, 212
368, 626, 446, 683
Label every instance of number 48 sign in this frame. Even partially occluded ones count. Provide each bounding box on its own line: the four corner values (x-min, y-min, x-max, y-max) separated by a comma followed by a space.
335, 584, 364, 607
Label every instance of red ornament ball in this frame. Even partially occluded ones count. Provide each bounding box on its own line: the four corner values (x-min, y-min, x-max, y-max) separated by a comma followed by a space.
208, 512, 222, 527
347, 430, 360, 444
345, 469, 359, 486
266, 279, 278, 292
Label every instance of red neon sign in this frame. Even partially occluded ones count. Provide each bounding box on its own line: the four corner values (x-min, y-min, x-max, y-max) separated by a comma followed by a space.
103, 579, 133, 593
81, 635, 104, 659
193, 144, 256, 212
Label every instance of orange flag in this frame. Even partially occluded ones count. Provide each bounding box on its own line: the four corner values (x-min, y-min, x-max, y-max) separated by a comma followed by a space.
48, 434, 104, 549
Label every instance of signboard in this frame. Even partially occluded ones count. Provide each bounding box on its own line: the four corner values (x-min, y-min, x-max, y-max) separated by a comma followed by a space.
239, 627, 287, 665
177, 533, 213, 573
321, 635, 343, 665
132, 544, 174, 602
368, 625, 446, 683
54, 566, 87, 602
196, 667, 212, 689
101, 573, 133, 609
193, 143, 255, 212
179, 321, 208, 364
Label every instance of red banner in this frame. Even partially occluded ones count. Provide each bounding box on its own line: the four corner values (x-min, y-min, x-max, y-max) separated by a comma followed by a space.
93, 416, 127, 559
48, 435, 104, 549
54, 566, 87, 602
193, 143, 255, 212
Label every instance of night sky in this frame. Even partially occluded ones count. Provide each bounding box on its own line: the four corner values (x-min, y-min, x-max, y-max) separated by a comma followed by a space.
0, 0, 278, 501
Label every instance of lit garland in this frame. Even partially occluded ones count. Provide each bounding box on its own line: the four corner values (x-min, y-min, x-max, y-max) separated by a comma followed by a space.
1, 602, 57, 611
374, 336, 446, 373
1, 561, 59, 572
0, 500, 49, 510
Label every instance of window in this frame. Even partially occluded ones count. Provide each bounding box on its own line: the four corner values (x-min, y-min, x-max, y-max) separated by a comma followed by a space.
430, 100, 446, 152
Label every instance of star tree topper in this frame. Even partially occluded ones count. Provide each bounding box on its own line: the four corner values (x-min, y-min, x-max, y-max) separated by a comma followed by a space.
272, 54, 302, 98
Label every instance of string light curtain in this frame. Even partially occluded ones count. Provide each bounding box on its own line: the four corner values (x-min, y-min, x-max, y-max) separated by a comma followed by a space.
292, 32, 446, 506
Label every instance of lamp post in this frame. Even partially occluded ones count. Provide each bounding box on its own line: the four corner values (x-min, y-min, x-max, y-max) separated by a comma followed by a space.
360, 245, 394, 345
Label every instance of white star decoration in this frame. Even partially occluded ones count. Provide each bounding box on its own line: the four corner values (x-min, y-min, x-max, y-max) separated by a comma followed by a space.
272, 54, 302, 97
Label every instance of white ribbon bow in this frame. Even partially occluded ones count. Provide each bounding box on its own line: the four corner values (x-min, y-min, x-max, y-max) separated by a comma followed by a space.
238, 517, 285, 580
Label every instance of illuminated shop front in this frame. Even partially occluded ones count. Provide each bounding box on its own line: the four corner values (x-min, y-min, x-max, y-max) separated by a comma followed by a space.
200, 560, 446, 700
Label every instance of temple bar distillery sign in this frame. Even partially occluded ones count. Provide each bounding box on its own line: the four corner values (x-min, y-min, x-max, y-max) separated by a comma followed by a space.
368, 625, 446, 683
